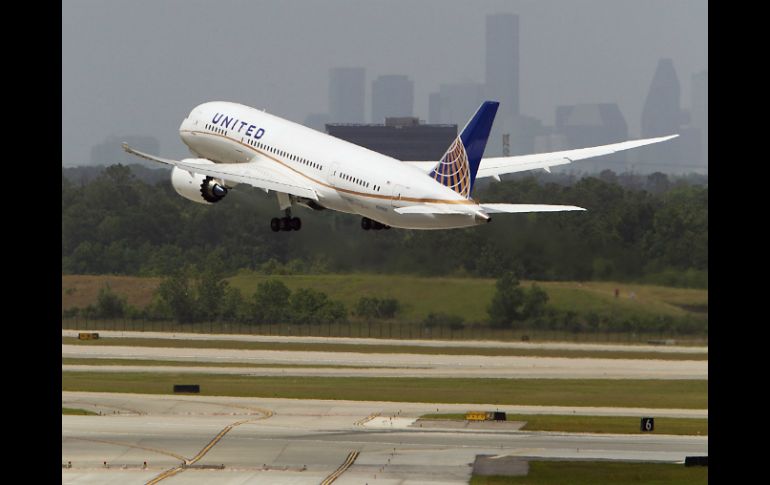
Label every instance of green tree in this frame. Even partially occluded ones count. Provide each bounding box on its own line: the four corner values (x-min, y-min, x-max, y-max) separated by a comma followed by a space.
195, 271, 228, 322
290, 288, 346, 325
250, 279, 291, 323
94, 283, 126, 318
487, 272, 527, 328
522, 284, 549, 319
220, 287, 245, 322
354, 297, 400, 319
157, 270, 196, 323
423, 312, 465, 329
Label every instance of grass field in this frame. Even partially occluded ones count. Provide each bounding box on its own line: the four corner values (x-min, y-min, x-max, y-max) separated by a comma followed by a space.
470, 461, 707, 485
62, 273, 708, 323
61, 336, 707, 360
420, 414, 707, 436
62, 407, 98, 416
61, 373, 707, 409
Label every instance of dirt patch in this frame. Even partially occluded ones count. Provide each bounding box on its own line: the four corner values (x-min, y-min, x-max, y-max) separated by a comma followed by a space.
667, 302, 708, 314
62, 275, 161, 310
411, 419, 526, 430
472, 455, 529, 476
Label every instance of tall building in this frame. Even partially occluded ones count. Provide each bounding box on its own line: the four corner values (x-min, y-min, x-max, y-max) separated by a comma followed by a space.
640, 58, 683, 168
371, 75, 413, 123
428, 92, 443, 124
90, 135, 159, 167
426, 82, 485, 128
303, 113, 331, 132
691, 70, 708, 168
555, 103, 629, 172
325, 117, 456, 161
485, 13, 519, 117
329, 67, 365, 123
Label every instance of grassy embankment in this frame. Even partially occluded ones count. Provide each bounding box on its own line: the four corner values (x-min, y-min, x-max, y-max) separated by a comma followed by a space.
62, 407, 97, 416
62, 273, 708, 324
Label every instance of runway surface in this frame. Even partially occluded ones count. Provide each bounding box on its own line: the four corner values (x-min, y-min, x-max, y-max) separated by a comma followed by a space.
62, 330, 708, 354
62, 392, 707, 485
62, 344, 707, 380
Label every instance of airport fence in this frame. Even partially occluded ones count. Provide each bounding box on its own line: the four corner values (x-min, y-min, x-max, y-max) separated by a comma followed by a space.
61, 318, 707, 345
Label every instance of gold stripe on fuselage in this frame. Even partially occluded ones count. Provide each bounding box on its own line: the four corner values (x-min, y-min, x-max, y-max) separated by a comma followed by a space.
180, 129, 477, 206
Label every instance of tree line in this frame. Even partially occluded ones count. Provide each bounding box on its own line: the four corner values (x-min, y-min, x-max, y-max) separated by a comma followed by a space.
64, 270, 706, 335
62, 165, 707, 287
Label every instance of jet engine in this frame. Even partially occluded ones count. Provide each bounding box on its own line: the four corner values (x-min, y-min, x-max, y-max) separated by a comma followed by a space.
171, 164, 228, 204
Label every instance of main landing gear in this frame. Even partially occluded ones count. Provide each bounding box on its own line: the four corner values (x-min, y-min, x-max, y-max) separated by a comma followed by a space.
361, 217, 390, 231
271, 209, 301, 232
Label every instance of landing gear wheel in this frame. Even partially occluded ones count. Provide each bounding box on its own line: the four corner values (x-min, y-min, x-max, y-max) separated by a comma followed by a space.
373, 221, 383, 230
361, 218, 372, 231
291, 217, 302, 231
280, 217, 292, 231
270, 217, 280, 232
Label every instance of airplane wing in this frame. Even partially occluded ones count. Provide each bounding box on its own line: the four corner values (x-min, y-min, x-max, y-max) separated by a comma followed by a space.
395, 203, 585, 215
122, 143, 318, 201
404, 134, 678, 180
479, 203, 585, 213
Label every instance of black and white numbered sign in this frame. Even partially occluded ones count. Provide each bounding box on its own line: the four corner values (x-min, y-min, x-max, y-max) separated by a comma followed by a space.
640, 417, 655, 432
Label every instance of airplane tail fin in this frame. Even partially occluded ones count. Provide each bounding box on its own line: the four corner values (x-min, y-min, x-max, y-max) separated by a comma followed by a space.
429, 101, 499, 198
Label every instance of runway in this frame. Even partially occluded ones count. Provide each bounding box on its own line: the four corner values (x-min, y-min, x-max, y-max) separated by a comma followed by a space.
62, 344, 707, 380
62, 392, 707, 484
62, 330, 708, 354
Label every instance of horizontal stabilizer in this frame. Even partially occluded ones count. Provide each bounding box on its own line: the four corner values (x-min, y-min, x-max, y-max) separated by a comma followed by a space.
480, 204, 586, 213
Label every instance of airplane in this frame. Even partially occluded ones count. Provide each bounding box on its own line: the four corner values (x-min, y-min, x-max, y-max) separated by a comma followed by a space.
123, 101, 677, 232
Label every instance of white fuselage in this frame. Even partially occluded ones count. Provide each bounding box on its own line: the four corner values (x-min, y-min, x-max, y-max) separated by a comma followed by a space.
178, 101, 487, 229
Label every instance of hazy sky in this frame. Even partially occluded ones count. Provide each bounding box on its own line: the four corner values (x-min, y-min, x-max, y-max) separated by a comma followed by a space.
62, 0, 707, 165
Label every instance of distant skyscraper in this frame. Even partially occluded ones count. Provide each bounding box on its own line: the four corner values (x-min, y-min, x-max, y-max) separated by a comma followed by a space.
691, 70, 708, 167
371, 75, 413, 123
329, 67, 365, 123
90, 135, 159, 167
427, 82, 484, 128
555, 103, 629, 172
428, 92, 443, 124
642, 59, 681, 137
485, 13, 519, 117
303, 113, 331, 133
640, 59, 683, 167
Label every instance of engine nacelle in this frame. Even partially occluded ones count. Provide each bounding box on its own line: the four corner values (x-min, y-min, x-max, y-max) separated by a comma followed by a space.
171, 162, 228, 205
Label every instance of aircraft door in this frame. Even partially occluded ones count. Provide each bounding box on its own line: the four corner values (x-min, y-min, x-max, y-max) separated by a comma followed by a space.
391, 184, 407, 207
330, 163, 341, 187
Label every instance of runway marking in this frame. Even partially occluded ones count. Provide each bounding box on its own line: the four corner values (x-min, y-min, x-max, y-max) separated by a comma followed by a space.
354, 413, 380, 427
62, 399, 145, 415
144, 408, 273, 484
320, 450, 360, 485
146, 465, 185, 484
165, 397, 275, 417
66, 437, 188, 462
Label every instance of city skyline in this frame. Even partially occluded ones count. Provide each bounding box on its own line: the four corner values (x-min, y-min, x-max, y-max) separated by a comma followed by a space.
63, 0, 707, 167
